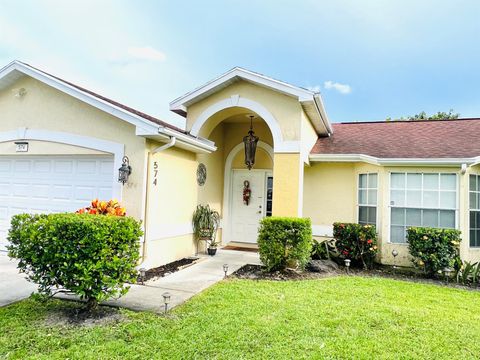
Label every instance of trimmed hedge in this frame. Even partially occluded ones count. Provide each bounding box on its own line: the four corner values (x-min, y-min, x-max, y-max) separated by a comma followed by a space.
8, 213, 142, 309
333, 223, 378, 269
407, 227, 461, 275
258, 217, 312, 271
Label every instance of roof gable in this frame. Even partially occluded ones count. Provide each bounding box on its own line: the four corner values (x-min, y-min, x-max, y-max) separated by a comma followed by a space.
0, 60, 181, 134
169, 67, 333, 136
0, 60, 216, 153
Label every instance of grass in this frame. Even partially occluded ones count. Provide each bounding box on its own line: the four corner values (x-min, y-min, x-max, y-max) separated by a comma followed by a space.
1, 276, 480, 359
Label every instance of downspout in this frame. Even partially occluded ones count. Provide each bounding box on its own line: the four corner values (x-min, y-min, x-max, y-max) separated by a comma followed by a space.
139, 136, 176, 268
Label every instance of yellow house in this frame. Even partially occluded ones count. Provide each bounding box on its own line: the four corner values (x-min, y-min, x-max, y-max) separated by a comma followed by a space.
1, 60, 479, 268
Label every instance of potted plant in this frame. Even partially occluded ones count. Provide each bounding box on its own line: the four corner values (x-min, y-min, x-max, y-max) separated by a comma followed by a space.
207, 240, 219, 256
192, 204, 220, 255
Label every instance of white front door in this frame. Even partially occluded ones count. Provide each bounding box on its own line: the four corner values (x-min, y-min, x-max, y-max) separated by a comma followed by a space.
0, 155, 115, 252
230, 170, 271, 244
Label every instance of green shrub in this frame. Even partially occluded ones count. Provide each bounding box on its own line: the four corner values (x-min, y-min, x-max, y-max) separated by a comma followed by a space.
333, 223, 378, 269
7, 213, 143, 309
407, 227, 461, 276
258, 217, 312, 271
311, 238, 335, 260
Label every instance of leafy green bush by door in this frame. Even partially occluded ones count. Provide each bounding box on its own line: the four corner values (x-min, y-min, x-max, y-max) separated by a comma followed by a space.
257, 217, 312, 271
8, 213, 143, 310
407, 227, 461, 275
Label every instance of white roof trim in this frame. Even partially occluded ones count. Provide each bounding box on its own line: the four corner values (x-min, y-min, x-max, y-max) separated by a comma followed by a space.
0, 61, 215, 153
169, 67, 333, 136
309, 153, 479, 167
170, 67, 316, 111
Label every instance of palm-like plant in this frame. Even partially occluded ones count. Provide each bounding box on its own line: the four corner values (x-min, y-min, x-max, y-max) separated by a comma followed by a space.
192, 204, 220, 247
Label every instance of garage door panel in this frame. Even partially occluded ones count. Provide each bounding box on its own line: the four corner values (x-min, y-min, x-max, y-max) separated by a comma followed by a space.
0, 160, 11, 172
0, 155, 114, 252
33, 160, 52, 172
14, 160, 31, 172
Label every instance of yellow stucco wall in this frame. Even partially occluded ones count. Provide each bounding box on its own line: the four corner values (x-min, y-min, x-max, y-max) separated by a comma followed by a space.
272, 153, 301, 216
0, 75, 147, 219
186, 80, 303, 142
303, 162, 480, 267
143, 144, 198, 267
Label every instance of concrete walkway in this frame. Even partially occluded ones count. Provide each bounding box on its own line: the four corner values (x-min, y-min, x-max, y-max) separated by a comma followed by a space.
0, 255, 38, 307
102, 249, 260, 313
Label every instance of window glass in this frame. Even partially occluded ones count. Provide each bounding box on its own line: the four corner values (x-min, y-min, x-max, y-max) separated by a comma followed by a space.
424, 174, 439, 190
440, 192, 456, 209
407, 173, 422, 189
358, 173, 378, 226
469, 175, 480, 247
359, 174, 368, 188
441, 174, 456, 190
391, 173, 405, 188
390, 172, 457, 244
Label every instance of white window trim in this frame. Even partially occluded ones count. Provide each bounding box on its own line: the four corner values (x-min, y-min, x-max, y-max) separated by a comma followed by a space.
468, 174, 480, 248
387, 171, 460, 245
356, 172, 379, 226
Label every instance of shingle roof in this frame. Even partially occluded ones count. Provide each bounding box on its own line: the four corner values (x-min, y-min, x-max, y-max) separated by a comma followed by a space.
18, 61, 186, 134
311, 118, 480, 158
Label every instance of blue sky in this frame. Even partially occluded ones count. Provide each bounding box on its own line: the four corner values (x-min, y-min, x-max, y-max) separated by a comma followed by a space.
1, 0, 479, 128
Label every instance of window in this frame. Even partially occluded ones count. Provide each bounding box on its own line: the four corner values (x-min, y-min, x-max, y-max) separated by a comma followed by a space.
469, 175, 480, 247
390, 173, 457, 244
266, 176, 273, 217
358, 173, 377, 226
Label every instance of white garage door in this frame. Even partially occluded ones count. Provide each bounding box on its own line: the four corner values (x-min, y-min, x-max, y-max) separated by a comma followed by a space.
0, 155, 115, 252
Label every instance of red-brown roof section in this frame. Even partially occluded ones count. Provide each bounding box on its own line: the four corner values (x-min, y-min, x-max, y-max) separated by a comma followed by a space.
311, 119, 480, 158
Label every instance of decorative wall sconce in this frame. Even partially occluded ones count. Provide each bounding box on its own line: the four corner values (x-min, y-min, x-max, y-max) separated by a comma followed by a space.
118, 156, 132, 185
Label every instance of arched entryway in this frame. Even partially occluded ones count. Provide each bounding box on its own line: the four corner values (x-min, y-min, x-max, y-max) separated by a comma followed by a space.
194, 106, 276, 246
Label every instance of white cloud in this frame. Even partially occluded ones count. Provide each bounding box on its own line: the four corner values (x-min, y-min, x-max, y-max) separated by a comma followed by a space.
307, 85, 322, 93
324, 80, 352, 94
127, 46, 166, 62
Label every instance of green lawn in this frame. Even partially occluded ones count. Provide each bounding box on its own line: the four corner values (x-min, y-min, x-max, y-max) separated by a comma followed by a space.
1, 276, 480, 359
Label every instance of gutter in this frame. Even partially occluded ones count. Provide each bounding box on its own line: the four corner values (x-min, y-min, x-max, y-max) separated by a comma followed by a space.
313, 94, 333, 136
309, 154, 480, 167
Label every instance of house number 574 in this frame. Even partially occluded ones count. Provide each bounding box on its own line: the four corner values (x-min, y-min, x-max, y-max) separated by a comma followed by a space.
153, 161, 158, 186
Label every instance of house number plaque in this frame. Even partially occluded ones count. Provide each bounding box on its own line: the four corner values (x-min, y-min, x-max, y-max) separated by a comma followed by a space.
153, 161, 158, 186
15, 141, 28, 152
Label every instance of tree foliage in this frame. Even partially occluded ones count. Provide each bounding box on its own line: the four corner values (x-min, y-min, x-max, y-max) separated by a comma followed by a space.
386, 109, 459, 121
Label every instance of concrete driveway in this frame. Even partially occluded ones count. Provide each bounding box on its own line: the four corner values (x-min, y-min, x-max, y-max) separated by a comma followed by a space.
0, 254, 37, 307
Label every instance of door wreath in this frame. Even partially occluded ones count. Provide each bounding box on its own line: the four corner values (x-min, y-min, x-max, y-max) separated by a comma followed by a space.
243, 180, 251, 205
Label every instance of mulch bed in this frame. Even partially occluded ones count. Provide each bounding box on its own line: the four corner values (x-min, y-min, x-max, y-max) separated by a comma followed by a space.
231, 263, 480, 291
138, 257, 199, 283
44, 302, 124, 328
232, 264, 341, 281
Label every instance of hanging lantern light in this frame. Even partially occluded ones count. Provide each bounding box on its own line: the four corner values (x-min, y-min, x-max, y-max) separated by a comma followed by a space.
243, 115, 259, 170
118, 156, 132, 185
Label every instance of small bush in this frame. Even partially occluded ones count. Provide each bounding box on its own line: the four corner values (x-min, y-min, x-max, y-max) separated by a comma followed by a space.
76, 198, 126, 216
407, 227, 461, 276
258, 217, 312, 271
8, 213, 142, 309
333, 223, 378, 269
311, 238, 335, 260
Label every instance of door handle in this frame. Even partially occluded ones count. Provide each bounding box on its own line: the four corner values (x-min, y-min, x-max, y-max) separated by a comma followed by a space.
257, 211, 262, 214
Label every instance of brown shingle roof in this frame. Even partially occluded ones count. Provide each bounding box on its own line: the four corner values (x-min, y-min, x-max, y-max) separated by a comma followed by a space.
19, 61, 186, 134
311, 118, 480, 158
